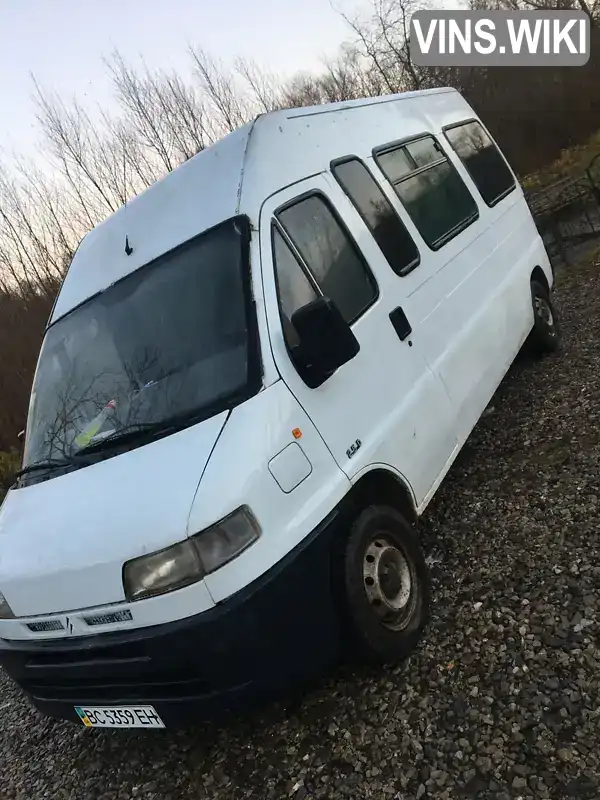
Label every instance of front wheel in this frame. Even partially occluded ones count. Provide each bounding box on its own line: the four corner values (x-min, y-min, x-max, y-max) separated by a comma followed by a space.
526, 279, 561, 356
340, 505, 430, 663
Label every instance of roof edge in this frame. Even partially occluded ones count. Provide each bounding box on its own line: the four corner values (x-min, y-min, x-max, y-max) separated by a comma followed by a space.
235, 114, 262, 216
284, 87, 458, 121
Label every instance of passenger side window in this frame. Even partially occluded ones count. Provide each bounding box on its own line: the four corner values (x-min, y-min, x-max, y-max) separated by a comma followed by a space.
374, 135, 479, 250
444, 120, 516, 207
272, 227, 319, 349
331, 157, 420, 277
276, 194, 377, 324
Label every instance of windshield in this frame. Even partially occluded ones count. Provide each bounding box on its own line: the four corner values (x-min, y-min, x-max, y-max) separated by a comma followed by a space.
22, 216, 259, 470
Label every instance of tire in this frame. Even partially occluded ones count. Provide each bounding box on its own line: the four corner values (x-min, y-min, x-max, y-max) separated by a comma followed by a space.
340, 505, 431, 663
527, 279, 560, 356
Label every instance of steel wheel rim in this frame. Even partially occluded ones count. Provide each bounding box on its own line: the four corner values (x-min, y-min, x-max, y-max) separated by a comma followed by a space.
363, 534, 414, 631
535, 295, 555, 335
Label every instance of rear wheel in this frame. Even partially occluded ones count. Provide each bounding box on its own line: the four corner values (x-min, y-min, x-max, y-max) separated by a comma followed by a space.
527, 279, 560, 355
340, 505, 430, 663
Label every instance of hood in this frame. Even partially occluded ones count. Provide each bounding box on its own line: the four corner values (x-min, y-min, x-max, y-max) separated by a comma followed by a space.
0, 411, 228, 617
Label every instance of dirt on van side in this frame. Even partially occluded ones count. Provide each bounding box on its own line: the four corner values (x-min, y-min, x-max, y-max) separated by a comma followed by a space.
2, 255, 600, 800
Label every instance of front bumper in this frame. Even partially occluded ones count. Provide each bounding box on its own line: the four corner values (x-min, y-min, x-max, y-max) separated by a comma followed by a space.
0, 512, 342, 727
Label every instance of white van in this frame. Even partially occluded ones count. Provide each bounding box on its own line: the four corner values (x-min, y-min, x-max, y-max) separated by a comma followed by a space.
0, 87, 559, 729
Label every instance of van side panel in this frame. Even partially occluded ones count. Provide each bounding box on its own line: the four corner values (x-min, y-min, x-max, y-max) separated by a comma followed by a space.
415, 199, 537, 443
363, 91, 548, 455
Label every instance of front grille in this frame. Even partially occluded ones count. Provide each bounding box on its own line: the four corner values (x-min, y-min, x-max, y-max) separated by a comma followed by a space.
83, 609, 134, 626
15, 636, 217, 704
23, 639, 146, 667
22, 673, 212, 703
27, 620, 65, 633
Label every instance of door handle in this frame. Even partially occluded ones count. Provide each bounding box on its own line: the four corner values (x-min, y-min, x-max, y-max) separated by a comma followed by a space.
389, 306, 412, 341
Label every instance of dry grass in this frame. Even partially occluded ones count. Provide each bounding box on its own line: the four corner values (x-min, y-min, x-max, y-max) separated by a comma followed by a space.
0, 448, 20, 502
522, 130, 600, 192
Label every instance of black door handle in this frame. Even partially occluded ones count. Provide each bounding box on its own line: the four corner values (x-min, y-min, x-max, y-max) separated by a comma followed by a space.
389, 306, 412, 341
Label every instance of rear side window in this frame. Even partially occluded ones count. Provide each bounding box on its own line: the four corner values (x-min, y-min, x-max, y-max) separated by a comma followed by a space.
374, 135, 479, 250
444, 120, 516, 207
276, 194, 377, 324
331, 157, 420, 277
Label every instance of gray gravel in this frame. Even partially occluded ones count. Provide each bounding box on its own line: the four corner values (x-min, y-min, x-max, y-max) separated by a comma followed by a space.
2, 256, 600, 800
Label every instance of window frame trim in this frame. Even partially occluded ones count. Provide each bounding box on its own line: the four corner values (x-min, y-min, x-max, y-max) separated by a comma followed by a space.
442, 117, 517, 209
372, 132, 446, 167
269, 220, 321, 377
271, 218, 324, 299
372, 132, 480, 252
273, 188, 380, 327
329, 154, 421, 278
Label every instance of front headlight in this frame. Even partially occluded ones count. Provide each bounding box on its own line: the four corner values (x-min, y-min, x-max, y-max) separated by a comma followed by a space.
0, 591, 14, 619
123, 506, 260, 602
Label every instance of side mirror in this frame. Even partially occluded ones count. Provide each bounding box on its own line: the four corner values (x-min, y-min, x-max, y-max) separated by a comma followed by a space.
291, 296, 360, 384
17, 430, 25, 441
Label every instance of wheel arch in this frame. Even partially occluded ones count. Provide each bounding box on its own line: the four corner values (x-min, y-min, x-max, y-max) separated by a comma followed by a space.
531, 265, 551, 295
338, 465, 418, 528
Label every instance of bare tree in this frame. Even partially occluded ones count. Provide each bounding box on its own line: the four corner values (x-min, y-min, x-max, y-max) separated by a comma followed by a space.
334, 0, 462, 94
108, 52, 211, 168
0, 160, 76, 298
469, 0, 599, 16
336, 0, 412, 92
235, 57, 284, 112
190, 46, 254, 134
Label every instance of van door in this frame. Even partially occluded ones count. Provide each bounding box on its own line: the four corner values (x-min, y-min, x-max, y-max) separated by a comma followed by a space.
259, 174, 457, 509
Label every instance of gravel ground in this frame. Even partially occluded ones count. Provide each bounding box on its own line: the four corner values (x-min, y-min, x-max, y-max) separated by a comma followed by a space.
2, 255, 600, 800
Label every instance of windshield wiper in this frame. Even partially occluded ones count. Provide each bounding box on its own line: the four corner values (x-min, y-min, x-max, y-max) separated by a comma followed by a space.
77, 403, 233, 456
76, 421, 172, 455
16, 458, 78, 478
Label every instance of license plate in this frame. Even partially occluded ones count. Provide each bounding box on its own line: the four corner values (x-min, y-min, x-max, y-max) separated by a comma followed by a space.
74, 705, 165, 728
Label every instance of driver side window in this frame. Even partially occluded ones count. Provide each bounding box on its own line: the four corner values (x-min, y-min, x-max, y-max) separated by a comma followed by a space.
272, 226, 319, 350
274, 193, 378, 325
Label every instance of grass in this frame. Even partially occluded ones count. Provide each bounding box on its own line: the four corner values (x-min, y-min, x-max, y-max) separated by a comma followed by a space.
521, 130, 600, 192
0, 448, 20, 502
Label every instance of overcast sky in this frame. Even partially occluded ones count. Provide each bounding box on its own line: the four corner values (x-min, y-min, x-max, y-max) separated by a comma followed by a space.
0, 0, 352, 156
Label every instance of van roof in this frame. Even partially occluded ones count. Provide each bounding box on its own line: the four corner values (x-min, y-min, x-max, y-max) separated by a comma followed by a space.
51, 87, 466, 323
